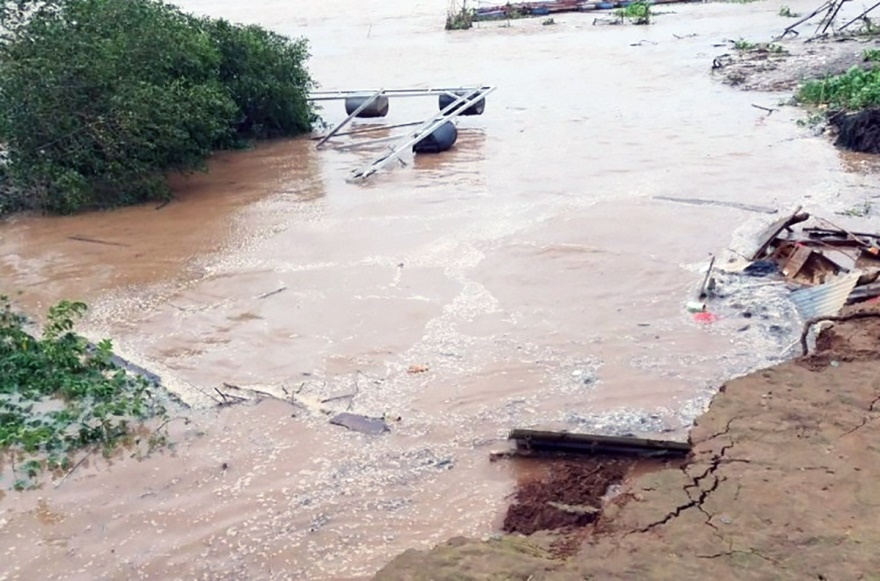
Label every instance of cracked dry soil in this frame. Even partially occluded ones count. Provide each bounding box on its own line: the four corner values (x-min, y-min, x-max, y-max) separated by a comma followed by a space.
374, 305, 880, 580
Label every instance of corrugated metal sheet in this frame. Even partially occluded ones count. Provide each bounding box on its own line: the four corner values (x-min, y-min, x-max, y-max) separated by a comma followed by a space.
790, 271, 861, 319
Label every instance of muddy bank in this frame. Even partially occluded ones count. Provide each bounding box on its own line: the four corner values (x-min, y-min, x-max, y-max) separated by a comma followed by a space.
712, 37, 875, 92
375, 305, 880, 579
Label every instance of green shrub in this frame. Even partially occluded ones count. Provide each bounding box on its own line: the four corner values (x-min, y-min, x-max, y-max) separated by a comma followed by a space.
0, 0, 316, 215
616, 1, 652, 24
797, 65, 880, 109
0, 296, 167, 488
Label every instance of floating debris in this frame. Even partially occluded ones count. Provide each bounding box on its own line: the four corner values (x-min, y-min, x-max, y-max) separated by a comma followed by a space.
716, 209, 880, 321
508, 429, 690, 458
308, 86, 496, 181
329, 413, 390, 435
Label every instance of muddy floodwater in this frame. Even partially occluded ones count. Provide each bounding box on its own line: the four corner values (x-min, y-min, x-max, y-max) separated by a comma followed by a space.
1, 0, 879, 579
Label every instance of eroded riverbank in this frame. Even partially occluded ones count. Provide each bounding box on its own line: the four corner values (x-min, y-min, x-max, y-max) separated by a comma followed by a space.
376, 304, 880, 580
2, 0, 880, 578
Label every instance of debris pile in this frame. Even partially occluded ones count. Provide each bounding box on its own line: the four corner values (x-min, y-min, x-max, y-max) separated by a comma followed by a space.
737, 207, 880, 318
687, 206, 880, 338
472, 0, 692, 20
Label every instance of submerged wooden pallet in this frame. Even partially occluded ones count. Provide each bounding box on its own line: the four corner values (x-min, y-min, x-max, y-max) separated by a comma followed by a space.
509, 429, 691, 458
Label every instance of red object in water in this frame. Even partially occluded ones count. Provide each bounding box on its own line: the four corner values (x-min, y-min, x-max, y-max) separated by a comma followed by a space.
693, 312, 718, 324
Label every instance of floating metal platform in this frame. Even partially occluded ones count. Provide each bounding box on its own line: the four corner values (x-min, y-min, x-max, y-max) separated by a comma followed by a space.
308, 85, 496, 181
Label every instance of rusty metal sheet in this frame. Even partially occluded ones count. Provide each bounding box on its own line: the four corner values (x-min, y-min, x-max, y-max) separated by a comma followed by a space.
790, 271, 861, 319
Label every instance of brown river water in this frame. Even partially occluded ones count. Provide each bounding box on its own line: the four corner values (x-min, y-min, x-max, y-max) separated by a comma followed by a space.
2, 0, 879, 579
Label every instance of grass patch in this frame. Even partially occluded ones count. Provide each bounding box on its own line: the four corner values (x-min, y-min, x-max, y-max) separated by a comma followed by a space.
732, 39, 786, 53
615, 1, 652, 25
0, 297, 169, 489
542, 17, 556, 25
797, 66, 880, 109
778, 5, 800, 17
864, 48, 880, 62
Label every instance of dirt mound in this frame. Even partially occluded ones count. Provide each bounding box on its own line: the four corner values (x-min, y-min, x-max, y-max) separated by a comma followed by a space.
799, 304, 880, 371
502, 458, 633, 535
831, 108, 880, 153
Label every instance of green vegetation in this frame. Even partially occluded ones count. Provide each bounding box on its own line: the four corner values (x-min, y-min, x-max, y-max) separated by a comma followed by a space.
864, 48, 880, 62
616, 1, 652, 24
797, 66, 880, 109
0, 297, 168, 489
778, 5, 800, 17
542, 17, 556, 25
796, 111, 827, 128
0, 0, 316, 216
837, 200, 872, 217
733, 38, 757, 50
732, 39, 786, 53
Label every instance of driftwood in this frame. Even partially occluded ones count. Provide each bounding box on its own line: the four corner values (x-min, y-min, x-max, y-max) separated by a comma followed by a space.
215, 387, 246, 406
800, 311, 880, 355
750, 207, 807, 261
751, 104, 776, 115
54, 446, 97, 489
653, 195, 778, 215
256, 286, 287, 300
68, 235, 129, 247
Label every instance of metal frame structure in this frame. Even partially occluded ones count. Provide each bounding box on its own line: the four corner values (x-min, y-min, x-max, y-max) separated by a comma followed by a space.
308, 85, 496, 181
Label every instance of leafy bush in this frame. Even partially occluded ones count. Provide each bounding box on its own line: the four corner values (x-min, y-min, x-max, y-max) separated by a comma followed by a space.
0, 0, 316, 215
0, 296, 167, 488
616, 1, 652, 24
198, 17, 316, 141
797, 66, 880, 110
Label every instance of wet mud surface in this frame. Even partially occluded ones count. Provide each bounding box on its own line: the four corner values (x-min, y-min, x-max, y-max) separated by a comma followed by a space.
376, 305, 880, 580
712, 37, 871, 91
502, 458, 634, 535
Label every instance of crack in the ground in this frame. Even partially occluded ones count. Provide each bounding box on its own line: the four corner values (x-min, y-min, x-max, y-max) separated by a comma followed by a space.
697, 548, 780, 565
697, 542, 785, 569
696, 417, 740, 444
637, 443, 732, 533
840, 398, 880, 438
840, 416, 871, 438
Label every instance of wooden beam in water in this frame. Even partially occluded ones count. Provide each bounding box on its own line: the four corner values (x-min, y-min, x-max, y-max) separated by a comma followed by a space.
508, 429, 691, 458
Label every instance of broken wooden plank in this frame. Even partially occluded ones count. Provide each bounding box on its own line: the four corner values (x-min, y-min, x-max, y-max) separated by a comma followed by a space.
750, 207, 808, 261
782, 245, 813, 280
508, 429, 690, 458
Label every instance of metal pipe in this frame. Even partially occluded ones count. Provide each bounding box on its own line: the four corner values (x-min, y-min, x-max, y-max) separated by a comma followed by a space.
308, 86, 493, 101
349, 86, 496, 181
315, 89, 384, 149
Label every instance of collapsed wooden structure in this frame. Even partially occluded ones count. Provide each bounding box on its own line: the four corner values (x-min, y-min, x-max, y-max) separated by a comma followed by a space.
744, 208, 880, 317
